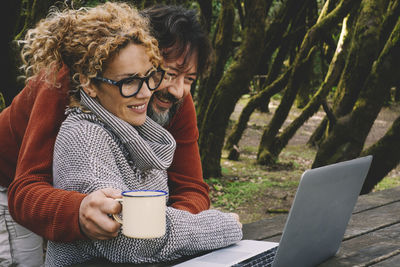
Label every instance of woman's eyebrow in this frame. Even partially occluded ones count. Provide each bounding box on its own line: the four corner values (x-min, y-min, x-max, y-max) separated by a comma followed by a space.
144, 67, 156, 76
114, 67, 155, 79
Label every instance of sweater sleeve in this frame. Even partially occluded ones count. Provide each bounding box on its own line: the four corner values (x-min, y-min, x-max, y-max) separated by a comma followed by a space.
7, 67, 87, 242
74, 208, 242, 264
47, 121, 242, 266
166, 94, 211, 213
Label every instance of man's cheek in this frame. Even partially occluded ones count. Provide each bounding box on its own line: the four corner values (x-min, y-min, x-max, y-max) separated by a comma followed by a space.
183, 85, 191, 96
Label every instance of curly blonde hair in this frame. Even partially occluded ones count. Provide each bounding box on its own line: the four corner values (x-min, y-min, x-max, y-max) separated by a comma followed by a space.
19, 1, 162, 101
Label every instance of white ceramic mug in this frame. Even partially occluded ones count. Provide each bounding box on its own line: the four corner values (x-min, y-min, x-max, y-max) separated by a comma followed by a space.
113, 190, 168, 239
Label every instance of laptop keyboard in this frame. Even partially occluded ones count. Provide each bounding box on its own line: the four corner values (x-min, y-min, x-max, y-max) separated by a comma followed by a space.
231, 246, 278, 267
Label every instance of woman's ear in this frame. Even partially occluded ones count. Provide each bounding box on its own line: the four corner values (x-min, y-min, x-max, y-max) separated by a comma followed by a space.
80, 75, 97, 98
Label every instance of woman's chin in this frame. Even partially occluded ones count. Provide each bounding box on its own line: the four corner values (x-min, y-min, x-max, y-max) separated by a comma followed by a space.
125, 114, 147, 126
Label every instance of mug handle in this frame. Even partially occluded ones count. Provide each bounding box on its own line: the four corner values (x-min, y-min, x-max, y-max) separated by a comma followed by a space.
112, 198, 123, 224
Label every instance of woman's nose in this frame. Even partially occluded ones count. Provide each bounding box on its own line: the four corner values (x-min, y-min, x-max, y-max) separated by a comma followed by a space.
136, 82, 152, 98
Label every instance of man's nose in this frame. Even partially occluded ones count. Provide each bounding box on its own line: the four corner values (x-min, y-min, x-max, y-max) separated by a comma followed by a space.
167, 77, 185, 99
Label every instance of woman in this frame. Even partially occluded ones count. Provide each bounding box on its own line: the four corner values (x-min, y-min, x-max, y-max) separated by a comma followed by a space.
19, 2, 242, 266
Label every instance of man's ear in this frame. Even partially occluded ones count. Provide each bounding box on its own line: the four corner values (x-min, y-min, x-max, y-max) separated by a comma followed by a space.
80, 75, 97, 98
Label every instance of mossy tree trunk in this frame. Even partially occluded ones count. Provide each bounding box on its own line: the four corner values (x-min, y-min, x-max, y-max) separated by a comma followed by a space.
312, 14, 400, 169
360, 115, 400, 194
331, 0, 388, 119
256, 0, 310, 112
224, 0, 316, 155
265, 15, 350, 160
294, 0, 320, 109
197, 0, 212, 33
198, 0, 268, 178
224, 69, 291, 153
254, 0, 307, 77
256, 0, 360, 165
224, 40, 317, 156
196, 0, 235, 127
309, 0, 395, 146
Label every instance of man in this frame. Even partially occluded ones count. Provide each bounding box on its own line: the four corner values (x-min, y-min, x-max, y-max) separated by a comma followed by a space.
0, 4, 212, 265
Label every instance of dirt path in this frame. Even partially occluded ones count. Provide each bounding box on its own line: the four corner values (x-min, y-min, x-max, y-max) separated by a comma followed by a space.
234, 97, 400, 148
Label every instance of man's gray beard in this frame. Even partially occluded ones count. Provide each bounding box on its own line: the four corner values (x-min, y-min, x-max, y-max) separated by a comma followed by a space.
148, 106, 170, 126
147, 100, 181, 127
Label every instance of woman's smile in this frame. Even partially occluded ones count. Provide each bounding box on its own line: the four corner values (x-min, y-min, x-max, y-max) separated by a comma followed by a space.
127, 102, 148, 114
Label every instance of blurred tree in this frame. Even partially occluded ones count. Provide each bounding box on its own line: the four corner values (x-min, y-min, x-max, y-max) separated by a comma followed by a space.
5, 0, 400, 193
197, 0, 269, 178
257, 0, 359, 165
224, 0, 319, 154
313, 1, 400, 169
196, 0, 235, 126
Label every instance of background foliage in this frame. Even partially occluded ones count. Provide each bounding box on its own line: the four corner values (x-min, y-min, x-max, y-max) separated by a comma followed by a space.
3, 0, 400, 198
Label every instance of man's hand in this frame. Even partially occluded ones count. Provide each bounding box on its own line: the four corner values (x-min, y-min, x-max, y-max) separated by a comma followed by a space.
79, 188, 122, 240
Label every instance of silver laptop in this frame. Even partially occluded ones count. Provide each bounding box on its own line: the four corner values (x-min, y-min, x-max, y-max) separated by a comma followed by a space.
174, 155, 373, 267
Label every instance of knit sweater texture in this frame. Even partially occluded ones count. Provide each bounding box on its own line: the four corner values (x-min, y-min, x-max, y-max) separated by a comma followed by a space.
1, 65, 210, 242
46, 92, 242, 266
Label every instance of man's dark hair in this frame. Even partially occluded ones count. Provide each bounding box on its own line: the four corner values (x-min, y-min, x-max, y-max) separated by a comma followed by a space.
141, 5, 212, 76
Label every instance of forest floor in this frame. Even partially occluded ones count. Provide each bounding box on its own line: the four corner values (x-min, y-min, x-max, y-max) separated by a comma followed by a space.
206, 95, 400, 224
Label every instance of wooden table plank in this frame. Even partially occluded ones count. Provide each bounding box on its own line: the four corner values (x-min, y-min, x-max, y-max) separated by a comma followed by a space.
353, 186, 400, 213
370, 253, 400, 266
344, 201, 400, 239
318, 222, 400, 266
242, 214, 287, 240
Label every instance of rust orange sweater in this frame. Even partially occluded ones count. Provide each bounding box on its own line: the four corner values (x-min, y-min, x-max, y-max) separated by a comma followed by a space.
1, 66, 210, 242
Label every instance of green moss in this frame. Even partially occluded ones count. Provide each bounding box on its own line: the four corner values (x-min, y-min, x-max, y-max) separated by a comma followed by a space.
206, 176, 299, 211
374, 176, 400, 191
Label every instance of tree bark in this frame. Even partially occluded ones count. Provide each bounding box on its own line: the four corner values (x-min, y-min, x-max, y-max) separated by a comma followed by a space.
224, 21, 314, 154
308, 0, 388, 147
224, 69, 291, 152
235, 0, 245, 30
266, 16, 350, 160
197, 0, 213, 33
257, 0, 360, 165
198, 0, 268, 178
255, 0, 305, 78
360, 115, 400, 194
329, 0, 388, 123
313, 14, 400, 168
295, 0, 320, 109
196, 0, 235, 127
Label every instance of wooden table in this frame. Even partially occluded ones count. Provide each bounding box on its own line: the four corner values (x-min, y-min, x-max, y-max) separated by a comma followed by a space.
243, 185, 400, 266
72, 186, 400, 266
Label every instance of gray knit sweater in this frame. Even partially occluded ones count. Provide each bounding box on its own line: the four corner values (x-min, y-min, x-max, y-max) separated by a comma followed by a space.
46, 91, 242, 266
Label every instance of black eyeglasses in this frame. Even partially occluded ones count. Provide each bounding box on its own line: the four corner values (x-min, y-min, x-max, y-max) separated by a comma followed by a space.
92, 68, 165, 98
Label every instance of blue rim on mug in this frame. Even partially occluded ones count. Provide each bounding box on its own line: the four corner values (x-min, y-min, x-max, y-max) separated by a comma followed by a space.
122, 190, 168, 197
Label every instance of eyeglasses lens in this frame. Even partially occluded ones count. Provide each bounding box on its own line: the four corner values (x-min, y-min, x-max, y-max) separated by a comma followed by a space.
147, 70, 163, 89
120, 69, 164, 97
121, 78, 141, 97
